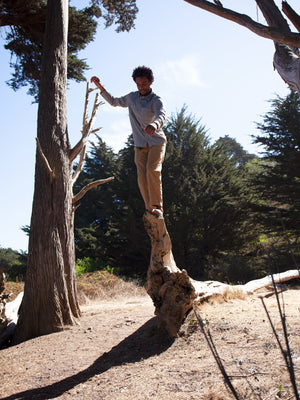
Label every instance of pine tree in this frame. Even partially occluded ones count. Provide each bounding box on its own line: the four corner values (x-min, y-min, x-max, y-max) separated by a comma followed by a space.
75, 108, 258, 281
163, 109, 253, 279
75, 135, 149, 277
215, 135, 256, 167
253, 90, 300, 235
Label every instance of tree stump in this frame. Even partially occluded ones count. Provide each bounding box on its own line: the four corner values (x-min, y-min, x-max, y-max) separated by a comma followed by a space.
143, 211, 196, 337
143, 211, 300, 337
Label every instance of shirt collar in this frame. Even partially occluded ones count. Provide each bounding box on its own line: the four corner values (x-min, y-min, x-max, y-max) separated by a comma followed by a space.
139, 89, 153, 98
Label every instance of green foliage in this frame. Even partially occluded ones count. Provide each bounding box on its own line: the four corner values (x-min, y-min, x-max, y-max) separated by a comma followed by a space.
252, 90, 300, 237
215, 135, 256, 167
74, 135, 149, 278
163, 107, 258, 279
74, 107, 260, 280
0, 247, 27, 281
73, 101, 300, 282
1, 0, 138, 99
75, 256, 118, 276
90, 0, 138, 33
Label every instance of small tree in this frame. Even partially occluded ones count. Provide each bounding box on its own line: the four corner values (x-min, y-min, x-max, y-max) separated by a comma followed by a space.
215, 135, 256, 168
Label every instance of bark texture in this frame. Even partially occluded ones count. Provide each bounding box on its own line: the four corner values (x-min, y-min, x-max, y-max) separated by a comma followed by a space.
183, 0, 300, 94
14, 0, 80, 343
144, 212, 300, 337
143, 211, 196, 337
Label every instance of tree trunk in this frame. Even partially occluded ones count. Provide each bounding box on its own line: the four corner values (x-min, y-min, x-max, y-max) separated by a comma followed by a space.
14, 0, 80, 343
144, 212, 300, 338
143, 212, 196, 337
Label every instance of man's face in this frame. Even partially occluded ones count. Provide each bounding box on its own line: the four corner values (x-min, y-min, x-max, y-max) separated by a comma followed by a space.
135, 76, 152, 96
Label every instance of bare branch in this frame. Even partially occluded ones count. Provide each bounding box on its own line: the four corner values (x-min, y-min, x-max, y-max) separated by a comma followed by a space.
36, 137, 55, 183
255, 0, 291, 33
282, 1, 300, 33
72, 177, 114, 205
72, 144, 87, 185
69, 82, 103, 163
72, 130, 102, 185
192, 269, 300, 302
69, 134, 89, 164
183, 0, 300, 47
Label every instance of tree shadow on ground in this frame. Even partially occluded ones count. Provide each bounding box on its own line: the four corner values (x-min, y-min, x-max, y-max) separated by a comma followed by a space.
2, 316, 174, 400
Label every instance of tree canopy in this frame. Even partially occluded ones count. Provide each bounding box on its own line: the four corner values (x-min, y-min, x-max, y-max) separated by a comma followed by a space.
0, 0, 138, 99
252, 90, 300, 236
74, 107, 260, 281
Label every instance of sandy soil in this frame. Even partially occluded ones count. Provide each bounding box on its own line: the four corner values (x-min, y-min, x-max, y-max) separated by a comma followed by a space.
1, 288, 300, 400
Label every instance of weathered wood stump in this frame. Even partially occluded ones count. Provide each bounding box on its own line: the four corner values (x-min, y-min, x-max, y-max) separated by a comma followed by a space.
143, 211, 196, 337
143, 210, 300, 337
0, 269, 10, 338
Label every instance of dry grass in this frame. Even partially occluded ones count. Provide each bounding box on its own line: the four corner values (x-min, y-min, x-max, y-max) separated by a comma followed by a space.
3, 281, 24, 300
3, 271, 146, 304
205, 287, 248, 305
76, 270, 146, 303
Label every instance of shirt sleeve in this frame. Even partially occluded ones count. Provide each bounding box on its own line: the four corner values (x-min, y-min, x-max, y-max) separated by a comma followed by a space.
150, 96, 166, 131
100, 90, 129, 108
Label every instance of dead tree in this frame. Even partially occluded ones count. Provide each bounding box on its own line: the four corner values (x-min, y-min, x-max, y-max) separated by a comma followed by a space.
183, 0, 300, 93
143, 211, 300, 337
143, 212, 196, 337
145, 2, 300, 332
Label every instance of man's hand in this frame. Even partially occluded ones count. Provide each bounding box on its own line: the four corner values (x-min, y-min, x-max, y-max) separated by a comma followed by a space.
91, 76, 100, 85
91, 76, 104, 92
145, 125, 155, 136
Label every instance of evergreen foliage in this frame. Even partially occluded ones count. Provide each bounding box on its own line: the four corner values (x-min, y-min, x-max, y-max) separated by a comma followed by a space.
0, 247, 27, 281
74, 135, 149, 278
74, 107, 259, 281
215, 135, 256, 167
0, 0, 138, 99
163, 108, 257, 279
252, 91, 300, 237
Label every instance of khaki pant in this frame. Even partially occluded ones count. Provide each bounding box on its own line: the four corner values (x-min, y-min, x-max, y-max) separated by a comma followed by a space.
134, 143, 166, 211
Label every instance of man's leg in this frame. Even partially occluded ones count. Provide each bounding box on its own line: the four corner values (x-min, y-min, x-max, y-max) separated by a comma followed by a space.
134, 145, 150, 210
147, 144, 166, 215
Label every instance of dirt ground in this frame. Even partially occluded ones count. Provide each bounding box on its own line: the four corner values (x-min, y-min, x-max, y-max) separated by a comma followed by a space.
1, 287, 300, 400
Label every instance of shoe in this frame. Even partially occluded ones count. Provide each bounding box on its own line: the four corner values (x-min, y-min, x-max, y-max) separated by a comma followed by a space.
151, 208, 163, 217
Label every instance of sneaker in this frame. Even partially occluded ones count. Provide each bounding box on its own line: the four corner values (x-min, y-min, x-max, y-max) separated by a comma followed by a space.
151, 208, 163, 217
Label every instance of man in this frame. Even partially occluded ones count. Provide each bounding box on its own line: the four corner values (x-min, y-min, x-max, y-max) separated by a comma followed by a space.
91, 66, 167, 217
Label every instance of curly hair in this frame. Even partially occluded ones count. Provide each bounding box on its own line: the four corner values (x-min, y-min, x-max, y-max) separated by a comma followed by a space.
132, 66, 154, 83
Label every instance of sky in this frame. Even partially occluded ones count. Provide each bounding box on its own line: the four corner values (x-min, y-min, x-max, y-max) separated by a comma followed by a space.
0, 0, 297, 252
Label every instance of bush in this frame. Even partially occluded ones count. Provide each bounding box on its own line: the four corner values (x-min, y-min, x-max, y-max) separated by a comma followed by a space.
0, 248, 27, 282
75, 257, 120, 277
